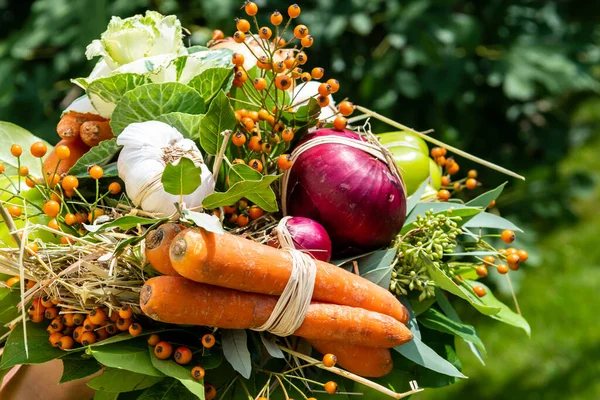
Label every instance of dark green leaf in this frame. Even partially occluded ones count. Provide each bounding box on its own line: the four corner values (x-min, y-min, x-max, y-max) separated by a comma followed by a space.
419, 308, 486, 354
69, 139, 121, 177
199, 91, 236, 155
137, 379, 199, 400
87, 368, 163, 393
110, 83, 205, 135
221, 329, 252, 379
228, 164, 262, 186
149, 349, 205, 399
86, 73, 150, 118
201, 351, 223, 370
90, 340, 164, 377
259, 334, 284, 359
0, 322, 64, 369
394, 335, 466, 378
466, 182, 507, 208
161, 157, 202, 196
155, 113, 203, 140
463, 212, 523, 232
202, 175, 280, 212
189, 67, 234, 105
60, 357, 102, 383
93, 391, 119, 400
181, 210, 224, 234
84, 215, 166, 233
358, 247, 398, 288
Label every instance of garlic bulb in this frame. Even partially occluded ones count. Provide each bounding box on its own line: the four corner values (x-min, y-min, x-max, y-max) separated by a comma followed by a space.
117, 121, 215, 216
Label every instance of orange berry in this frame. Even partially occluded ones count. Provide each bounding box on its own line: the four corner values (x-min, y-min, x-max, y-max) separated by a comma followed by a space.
326, 79, 340, 93
49, 332, 63, 347
55, 145, 70, 160
248, 136, 262, 152
46, 173, 61, 187
506, 247, 518, 254
468, 169, 478, 179
6, 276, 20, 288
104, 323, 117, 335
129, 322, 142, 337
435, 156, 447, 166
43, 200, 60, 218
253, 77, 267, 91
278, 154, 293, 170
232, 53, 245, 67
19, 166, 29, 176
483, 256, 495, 265
275, 75, 292, 90
317, 95, 330, 108
259, 26, 272, 39
300, 72, 312, 83
233, 31, 246, 43
437, 189, 451, 201
191, 366, 205, 380
288, 4, 301, 18
227, 213, 238, 224
6, 205, 21, 217
47, 219, 59, 230
232, 132, 247, 147
256, 55, 271, 70
273, 60, 286, 73
88, 209, 104, 223
63, 313, 75, 327
205, 384, 217, 400
237, 214, 249, 227
453, 182, 462, 192
0, 163, 4, 174
318, 83, 332, 96
89, 308, 106, 325
25, 177, 36, 188
241, 117, 255, 132
73, 326, 84, 343
261, 142, 272, 153
154, 341, 173, 359
83, 317, 97, 332
81, 331, 97, 346
488, 200, 496, 208
11, 144, 23, 157
270, 11, 283, 26
473, 285, 486, 297
301, 35, 314, 47
202, 333, 216, 348
245, 1, 258, 16
108, 182, 121, 194
248, 205, 264, 220
466, 178, 477, 190
446, 161, 460, 175
249, 159, 263, 173
333, 116, 347, 131
96, 328, 110, 341
61, 175, 79, 191
44, 307, 59, 320
294, 25, 309, 39
501, 229, 515, 244
258, 109, 269, 120
89, 165, 103, 180
147, 334, 161, 346
174, 346, 193, 365
476, 265, 488, 278
338, 101, 354, 116
441, 176, 451, 186
311, 67, 324, 79
30, 142, 47, 158
211, 30, 224, 41
26, 243, 38, 253
322, 353, 337, 367
119, 304, 133, 319
236, 18, 251, 33
324, 381, 338, 394
58, 335, 74, 350
517, 250, 529, 262
72, 313, 85, 326
116, 318, 132, 331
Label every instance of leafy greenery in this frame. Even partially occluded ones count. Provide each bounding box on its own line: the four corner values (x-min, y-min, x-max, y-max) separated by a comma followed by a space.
161, 157, 202, 196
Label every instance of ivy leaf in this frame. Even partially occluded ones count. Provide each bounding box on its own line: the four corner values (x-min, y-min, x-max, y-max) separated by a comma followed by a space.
155, 112, 203, 140
87, 368, 163, 393
86, 73, 150, 118
90, 340, 164, 377
189, 67, 234, 106
0, 322, 64, 369
181, 210, 224, 234
60, 356, 102, 383
149, 349, 205, 399
202, 175, 280, 212
228, 163, 262, 185
161, 157, 202, 196
199, 91, 236, 155
110, 82, 205, 136
69, 138, 121, 178
221, 329, 252, 379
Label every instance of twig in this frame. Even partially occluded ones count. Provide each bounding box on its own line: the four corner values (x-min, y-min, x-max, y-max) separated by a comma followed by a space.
505, 273, 522, 316
213, 130, 233, 183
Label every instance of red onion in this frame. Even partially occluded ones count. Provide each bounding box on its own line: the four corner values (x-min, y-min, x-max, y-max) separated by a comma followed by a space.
285, 217, 332, 262
284, 129, 406, 255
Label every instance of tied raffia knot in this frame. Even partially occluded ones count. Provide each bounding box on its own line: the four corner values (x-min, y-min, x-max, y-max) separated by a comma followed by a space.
252, 217, 316, 337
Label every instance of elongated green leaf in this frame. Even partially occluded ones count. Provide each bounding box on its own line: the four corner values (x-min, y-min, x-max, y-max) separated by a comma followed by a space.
84, 215, 165, 233
155, 112, 203, 139
87, 368, 163, 392
221, 329, 252, 379
464, 212, 523, 232
161, 157, 202, 196
403, 202, 482, 231
150, 349, 205, 399
91, 340, 164, 377
394, 334, 466, 378
110, 83, 205, 135
0, 322, 64, 369
260, 334, 284, 359
87, 73, 150, 118
93, 391, 119, 400
181, 210, 224, 234
466, 182, 507, 208
405, 180, 429, 217
199, 91, 236, 154
419, 308, 486, 354
0, 122, 53, 177
464, 280, 531, 336
358, 247, 398, 289
189, 67, 234, 105
60, 357, 102, 383
69, 138, 121, 177
137, 379, 199, 400
202, 175, 280, 212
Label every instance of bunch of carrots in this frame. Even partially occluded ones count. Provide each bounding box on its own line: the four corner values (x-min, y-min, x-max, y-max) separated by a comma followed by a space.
43, 112, 113, 177
142, 223, 413, 377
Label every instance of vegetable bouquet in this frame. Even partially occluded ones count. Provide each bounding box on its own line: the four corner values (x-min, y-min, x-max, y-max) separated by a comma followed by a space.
0, 3, 530, 399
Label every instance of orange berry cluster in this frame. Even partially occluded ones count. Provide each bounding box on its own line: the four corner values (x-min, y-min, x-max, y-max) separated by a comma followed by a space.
26, 300, 141, 350
222, 200, 265, 227
148, 332, 217, 399
433, 147, 483, 202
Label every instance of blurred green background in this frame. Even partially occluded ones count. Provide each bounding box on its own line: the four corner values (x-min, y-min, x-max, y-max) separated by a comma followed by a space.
1, 0, 599, 398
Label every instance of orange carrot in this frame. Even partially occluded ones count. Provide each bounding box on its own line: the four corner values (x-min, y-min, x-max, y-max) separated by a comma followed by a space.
308, 339, 393, 378
56, 112, 106, 140
145, 223, 186, 276
42, 137, 90, 178
80, 121, 114, 147
169, 228, 409, 324
140, 276, 412, 348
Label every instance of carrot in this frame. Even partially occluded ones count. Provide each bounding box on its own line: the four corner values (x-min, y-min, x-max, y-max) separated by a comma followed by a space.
169, 228, 409, 324
307, 339, 393, 377
80, 121, 114, 147
56, 112, 106, 140
145, 223, 185, 276
42, 137, 90, 178
140, 276, 412, 348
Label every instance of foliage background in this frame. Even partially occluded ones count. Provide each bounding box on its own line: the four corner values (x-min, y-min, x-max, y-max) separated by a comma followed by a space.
1, 0, 599, 398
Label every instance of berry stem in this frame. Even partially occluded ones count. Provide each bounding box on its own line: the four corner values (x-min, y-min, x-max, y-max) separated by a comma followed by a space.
505, 272, 522, 316
0, 204, 21, 247
213, 130, 233, 183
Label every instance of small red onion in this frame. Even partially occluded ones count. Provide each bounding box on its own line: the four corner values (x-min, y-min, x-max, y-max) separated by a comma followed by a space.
285, 129, 406, 255
285, 217, 332, 262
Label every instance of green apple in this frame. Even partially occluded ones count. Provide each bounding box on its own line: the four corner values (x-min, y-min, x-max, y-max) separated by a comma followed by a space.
429, 158, 442, 190
378, 131, 430, 195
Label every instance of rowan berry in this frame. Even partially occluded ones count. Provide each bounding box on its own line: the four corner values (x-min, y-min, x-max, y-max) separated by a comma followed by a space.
476, 265, 488, 278
322, 353, 337, 367
333, 116, 347, 131
275, 75, 292, 90
43, 200, 60, 218
119, 304, 133, 319
324, 381, 338, 394
25, 177, 36, 187
205, 384, 217, 400
236, 18, 251, 33
273, 60, 286, 73
318, 83, 332, 96
104, 323, 117, 335
312, 67, 324, 79
73, 326, 84, 342
19, 166, 28, 176
63, 313, 75, 327
317, 95, 330, 107
148, 334, 160, 346
270, 11, 283, 26
301, 35, 314, 48
261, 142, 272, 153
507, 253, 520, 266
155, 341, 173, 359
233, 31, 246, 43
437, 189, 451, 201
506, 247, 518, 254
10, 144, 22, 157
248, 136, 262, 152
338, 101, 354, 116
174, 346, 193, 365
108, 182, 121, 194
501, 229, 515, 244
116, 318, 132, 331
231, 132, 246, 147
44, 307, 59, 320
232, 53, 244, 67
327, 79, 340, 93
58, 335, 74, 350
446, 161, 460, 175
244, 1, 258, 16
234, 69, 248, 84
81, 331, 97, 346
212, 30, 224, 41
83, 317, 96, 332
483, 256, 495, 265
241, 117, 255, 132
228, 213, 238, 224
473, 285, 486, 297
251, 78, 266, 92
0, 163, 4, 174
129, 323, 142, 337
49, 332, 63, 347
249, 159, 263, 173
191, 366, 205, 380
5, 276, 19, 288
30, 142, 47, 158
89, 308, 106, 325
72, 313, 85, 326
237, 214, 250, 227
202, 333, 216, 348
89, 165, 103, 180
49, 317, 64, 331
6, 205, 21, 217
288, 4, 301, 18
258, 109, 269, 121
488, 200, 496, 208
468, 170, 478, 179
88, 209, 104, 223
466, 178, 477, 190
435, 156, 447, 166
248, 205, 264, 220
517, 249, 528, 262
96, 328, 110, 341
294, 25, 309, 39
55, 145, 70, 160
278, 154, 293, 170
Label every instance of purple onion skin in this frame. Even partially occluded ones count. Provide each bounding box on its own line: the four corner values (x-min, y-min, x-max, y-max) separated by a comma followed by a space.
286, 217, 333, 262
286, 129, 406, 255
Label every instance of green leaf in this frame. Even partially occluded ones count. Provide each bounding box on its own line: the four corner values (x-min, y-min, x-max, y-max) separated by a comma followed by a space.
358, 247, 398, 289
228, 164, 262, 185
93, 390, 119, 400
466, 182, 507, 208
155, 112, 203, 140
350, 13, 374, 35
464, 280, 531, 336
181, 210, 224, 234
279, 97, 321, 130
66, 328, 179, 353
259, 334, 284, 359
202, 351, 223, 370
137, 379, 199, 400
203, 175, 280, 212
405, 180, 430, 217
0, 322, 64, 369
394, 334, 466, 378
419, 308, 486, 355
60, 356, 102, 383
463, 212, 523, 232
90, 340, 164, 377
0, 122, 53, 177
0, 289, 20, 326
86, 73, 150, 118
87, 368, 163, 393
84, 215, 166, 233
198, 91, 236, 154
221, 329, 252, 379
161, 157, 202, 196
403, 202, 482, 231
150, 349, 205, 399
69, 138, 121, 177
189, 67, 234, 106
110, 83, 205, 136
423, 257, 501, 316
